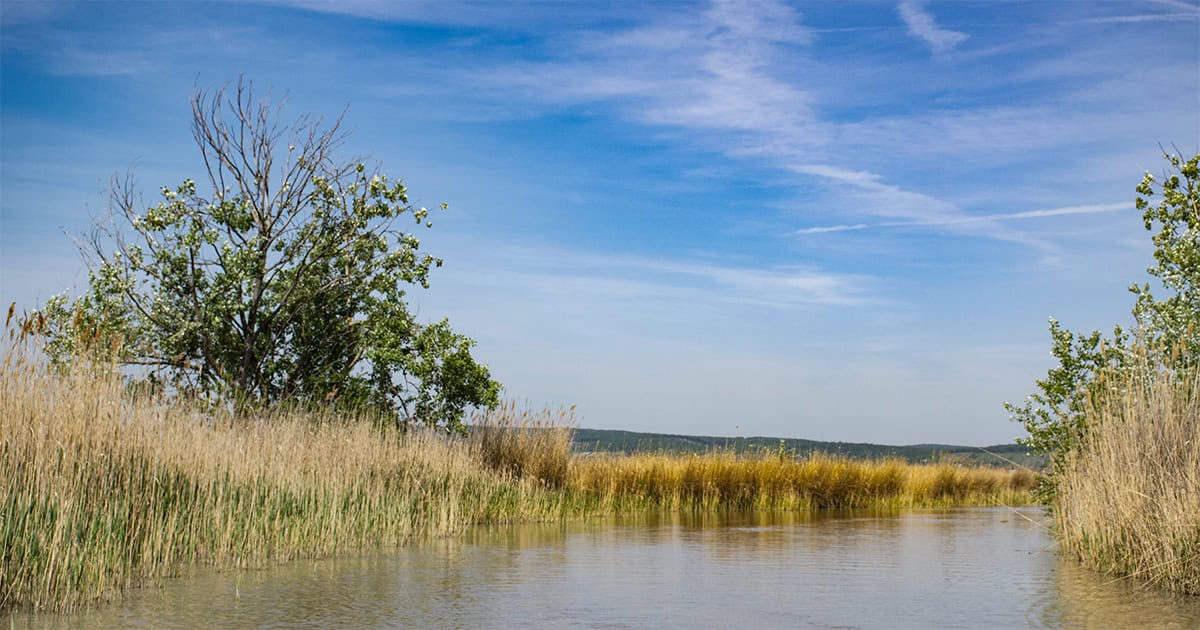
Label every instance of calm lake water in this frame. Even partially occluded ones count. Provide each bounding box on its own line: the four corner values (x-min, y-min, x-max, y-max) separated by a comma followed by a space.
22, 507, 1200, 629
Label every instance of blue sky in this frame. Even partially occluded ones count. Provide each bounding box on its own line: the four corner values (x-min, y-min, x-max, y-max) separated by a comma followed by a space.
2, 0, 1198, 445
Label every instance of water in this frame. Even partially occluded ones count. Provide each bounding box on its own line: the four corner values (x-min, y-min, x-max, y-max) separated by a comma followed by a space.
22, 508, 1200, 629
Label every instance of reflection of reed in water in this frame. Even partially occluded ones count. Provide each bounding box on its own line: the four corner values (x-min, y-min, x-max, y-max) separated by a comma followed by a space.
1045, 558, 1200, 629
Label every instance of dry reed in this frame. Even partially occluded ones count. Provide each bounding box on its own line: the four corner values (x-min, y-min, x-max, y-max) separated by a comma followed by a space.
1055, 363, 1200, 595
567, 450, 1036, 512
0, 349, 574, 612
469, 402, 576, 488
465, 402, 1034, 511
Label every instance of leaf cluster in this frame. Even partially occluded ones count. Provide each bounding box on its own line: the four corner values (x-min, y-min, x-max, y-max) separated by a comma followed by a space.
1131, 151, 1200, 359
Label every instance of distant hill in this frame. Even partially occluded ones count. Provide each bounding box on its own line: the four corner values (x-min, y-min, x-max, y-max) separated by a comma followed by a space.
571, 428, 1045, 470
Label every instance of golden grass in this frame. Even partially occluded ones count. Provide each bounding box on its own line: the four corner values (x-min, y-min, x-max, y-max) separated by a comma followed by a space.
0, 352, 575, 612
466, 397, 1036, 512
567, 450, 1036, 512
1055, 363, 1200, 595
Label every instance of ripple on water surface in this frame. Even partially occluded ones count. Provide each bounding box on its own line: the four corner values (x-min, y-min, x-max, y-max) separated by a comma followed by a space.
21, 508, 1200, 629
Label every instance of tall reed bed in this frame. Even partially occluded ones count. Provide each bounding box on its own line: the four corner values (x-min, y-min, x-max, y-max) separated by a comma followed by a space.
0, 352, 575, 612
469, 413, 1035, 511
1055, 364, 1200, 595
567, 451, 1036, 511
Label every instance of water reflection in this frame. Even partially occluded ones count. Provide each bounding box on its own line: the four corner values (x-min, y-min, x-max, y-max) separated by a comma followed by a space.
1046, 559, 1200, 629
20, 508, 1200, 629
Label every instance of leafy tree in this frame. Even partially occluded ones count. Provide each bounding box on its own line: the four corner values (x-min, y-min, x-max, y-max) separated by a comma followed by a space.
38, 79, 500, 432
1008, 150, 1199, 487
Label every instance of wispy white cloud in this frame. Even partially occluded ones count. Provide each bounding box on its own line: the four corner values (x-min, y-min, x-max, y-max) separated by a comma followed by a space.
460, 245, 874, 310
439, 0, 1164, 258
243, 0, 1174, 260
770, 155, 1058, 249
792, 224, 871, 235
787, 164, 884, 187
642, 257, 869, 307
985, 202, 1131, 221
4, 18, 264, 77
1086, 12, 1199, 24
792, 202, 1130, 236
253, 0, 645, 28
459, 1, 1041, 247
896, 0, 969, 53
45, 48, 161, 77
1076, 0, 1198, 24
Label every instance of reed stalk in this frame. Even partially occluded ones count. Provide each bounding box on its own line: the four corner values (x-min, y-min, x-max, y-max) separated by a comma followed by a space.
1054, 363, 1200, 595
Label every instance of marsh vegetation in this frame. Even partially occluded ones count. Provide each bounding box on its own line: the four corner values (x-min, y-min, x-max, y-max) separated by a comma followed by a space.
0, 345, 574, 612
1, 342, 1036, 612
1009, 152, 1200, 595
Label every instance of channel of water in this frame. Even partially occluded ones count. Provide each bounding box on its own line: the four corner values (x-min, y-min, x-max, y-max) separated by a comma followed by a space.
22, 507, 1200, 629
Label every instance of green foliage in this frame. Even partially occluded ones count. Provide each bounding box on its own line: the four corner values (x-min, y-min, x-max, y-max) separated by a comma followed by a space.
1132, 151, 1200, 359
1008, 150, 1200, 491
1004, 321, 1127, 483
36, 79, 500, 432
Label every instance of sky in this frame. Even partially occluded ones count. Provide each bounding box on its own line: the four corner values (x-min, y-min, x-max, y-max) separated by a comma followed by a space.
2, 0, 1198, 445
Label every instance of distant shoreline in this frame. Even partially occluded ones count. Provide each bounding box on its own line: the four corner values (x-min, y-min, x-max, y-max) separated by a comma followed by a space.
571, 427, 1046, 469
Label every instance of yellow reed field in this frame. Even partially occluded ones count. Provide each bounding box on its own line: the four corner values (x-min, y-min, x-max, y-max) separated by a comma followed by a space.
1055, 365, 1200, 595
467, 402, 1036, 512
0, 352, 575, 612
567, 450, 1036, 512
